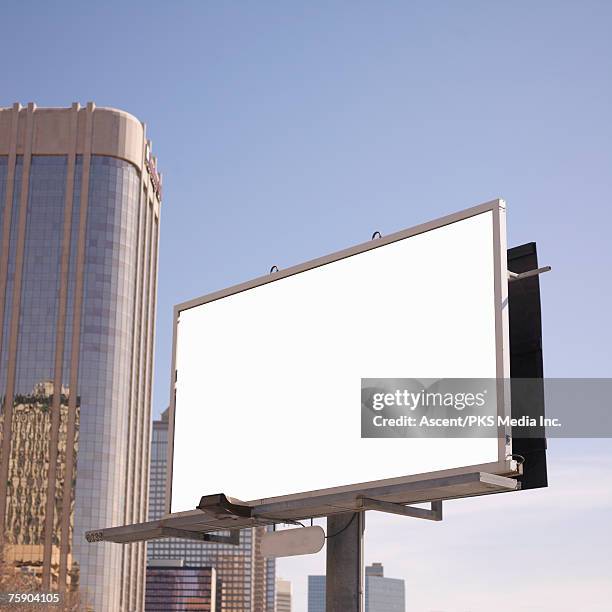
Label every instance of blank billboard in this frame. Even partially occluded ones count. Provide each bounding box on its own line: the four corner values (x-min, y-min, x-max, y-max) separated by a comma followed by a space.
169, 201, 511, 513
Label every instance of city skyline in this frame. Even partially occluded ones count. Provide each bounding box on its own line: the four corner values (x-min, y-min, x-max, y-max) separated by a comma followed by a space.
306, 563, 404, 612
147, 409, 276, 611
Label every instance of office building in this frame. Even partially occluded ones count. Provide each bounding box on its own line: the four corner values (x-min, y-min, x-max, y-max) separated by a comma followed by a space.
145, 559, 221, 611
0, 102, 162, 610
365, 563, 405, 612
308, 565, 405, 612
147, 409, 275, 611
3, 380, 76, 585
307, 575, 326, 612
275, 578, 291, 612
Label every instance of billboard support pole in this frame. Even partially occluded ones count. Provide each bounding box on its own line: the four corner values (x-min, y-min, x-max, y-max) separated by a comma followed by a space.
326, 511, 365, 612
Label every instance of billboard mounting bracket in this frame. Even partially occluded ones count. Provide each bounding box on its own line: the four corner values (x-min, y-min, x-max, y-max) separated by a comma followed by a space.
358, 498, 443, 521
159, 526, 241, 545
508, 266, 551, 282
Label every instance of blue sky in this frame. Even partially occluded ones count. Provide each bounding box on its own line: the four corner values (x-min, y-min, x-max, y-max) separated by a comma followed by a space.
2, 2, 611, 609
282, 439, 612, 612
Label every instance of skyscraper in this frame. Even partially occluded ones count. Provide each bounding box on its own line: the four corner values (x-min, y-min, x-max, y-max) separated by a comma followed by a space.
365, 563, 405, 612
145, 559, 221, 611
0, 102, 162, 611
308, 565, 405, 612
307, 575, 326, 612
275, 578, 292, 612
147, 409, 276, 612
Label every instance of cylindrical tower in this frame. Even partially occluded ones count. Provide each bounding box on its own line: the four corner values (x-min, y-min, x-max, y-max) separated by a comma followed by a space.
0, 102, 161, 611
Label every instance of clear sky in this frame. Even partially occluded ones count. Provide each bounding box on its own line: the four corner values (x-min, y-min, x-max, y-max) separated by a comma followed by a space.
2, 2, 611, 610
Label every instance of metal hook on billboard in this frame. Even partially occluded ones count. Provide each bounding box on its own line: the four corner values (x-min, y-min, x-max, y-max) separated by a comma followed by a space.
506, 453, 526, 466
270, 265, 280, 274
371, 231, 382, 240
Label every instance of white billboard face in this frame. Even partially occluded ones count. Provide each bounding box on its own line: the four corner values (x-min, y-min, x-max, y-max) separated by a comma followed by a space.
169, 202, 511, 513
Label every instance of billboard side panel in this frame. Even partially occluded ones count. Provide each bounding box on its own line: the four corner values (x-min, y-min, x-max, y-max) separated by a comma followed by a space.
492, 202, 513, 474
508, 242, 548, 490
165, 304, 180, 515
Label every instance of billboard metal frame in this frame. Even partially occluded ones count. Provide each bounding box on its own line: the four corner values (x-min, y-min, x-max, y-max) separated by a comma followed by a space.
86, 471, 520, 544
165, 199, 517, 516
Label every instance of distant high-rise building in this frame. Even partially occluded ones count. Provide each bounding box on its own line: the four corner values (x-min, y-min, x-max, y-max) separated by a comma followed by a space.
365, 563, 405, 612
147, 409, 275, 611
0, 103, 162, 610
4, 381, 77, 588
275, 578, 292, 612
145, 559, 221, 611
365, 562, 385, 578
308, 565, 405, 612
307, 575, 326, 612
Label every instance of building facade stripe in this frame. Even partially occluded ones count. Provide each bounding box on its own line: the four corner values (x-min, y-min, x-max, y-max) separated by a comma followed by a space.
42, 102, 80, 587
58, 102, 94, 588
131, 196, 152, 610
120, 174, 146, 611
137, 198, 156, 610
0, 103, 20, 384
139, 209, 159, 610
0, 103, 36, 523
